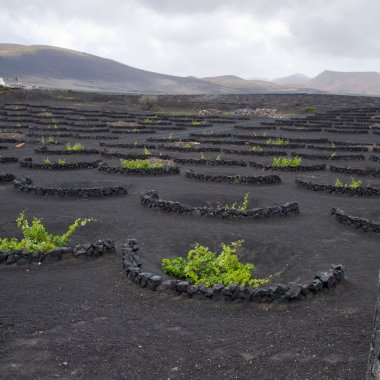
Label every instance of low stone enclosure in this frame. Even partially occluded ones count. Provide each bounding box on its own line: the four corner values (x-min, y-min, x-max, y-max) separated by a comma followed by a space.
13, 177, 128, 198
330, 165, 380, 178
157, 145, 221, 153
295, 178, 380, 196
121, 239, 345, 302
100, 150, 172, 160
174, 158, 247, 167
0, 172, 15, 182
98, 162, 180, 176
306, 144, 368, 152
249, 161, 326, 172
140, 190, 299, 218
20, 157, 102, 170
331, 208, 380, 233
185, 170, 282, 185
0, 239, 115, 265
222, 148, 288, 156
0, 156, 18, 163
290, 152, 365, 161
35, 147, 100, 155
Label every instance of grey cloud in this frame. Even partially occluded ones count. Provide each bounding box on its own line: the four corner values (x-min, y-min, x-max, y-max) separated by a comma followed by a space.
0, 0, 379, 78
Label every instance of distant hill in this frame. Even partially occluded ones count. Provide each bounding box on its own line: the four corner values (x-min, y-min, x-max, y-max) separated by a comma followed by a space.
272, 73, 310, 85
1, 44, 379, 96
199, 75, 282, 92
306, 70, 380, 96
0, 44, 240, 94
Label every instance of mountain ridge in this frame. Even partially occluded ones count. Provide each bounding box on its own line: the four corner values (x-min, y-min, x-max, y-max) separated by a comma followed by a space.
0, 44, 379, 95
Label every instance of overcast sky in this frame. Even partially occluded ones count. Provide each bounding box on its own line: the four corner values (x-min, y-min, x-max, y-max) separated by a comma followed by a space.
1, 0, 379, 79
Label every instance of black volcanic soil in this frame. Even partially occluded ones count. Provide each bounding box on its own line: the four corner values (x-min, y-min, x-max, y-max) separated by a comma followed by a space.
0, 90, 379, 379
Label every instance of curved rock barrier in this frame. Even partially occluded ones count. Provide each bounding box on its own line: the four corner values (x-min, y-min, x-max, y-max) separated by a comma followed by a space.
185, 170, 282, 185
20, 158, 102, 170
279, 127, 322, 132
222, 149, 288, 156
0, 239, 115, 265
295, 178, 380, 196
249, 161, 326, 172
0, 173, 15, 182
35, 147, 100, 155
13, 177, 128, 198
111, 129, 156, 134
140, 190, 299, 218
306, 144, 368, 152
234, 125, 277, 130
291, 152, 365, 161
331, 208, 380, 233
98, 162, 180, 175
100, 151, 172, 160
0, 156, 18, 163
0, 138, 22, 143
157, 145, 221, 153
122, 239, 344, 302
99, 142, 157, 149
190, 133, 232, 138
232, 134, 328, 144
330, 165, 380, 178
174, 158, 247, 167
325, 129, 369, 134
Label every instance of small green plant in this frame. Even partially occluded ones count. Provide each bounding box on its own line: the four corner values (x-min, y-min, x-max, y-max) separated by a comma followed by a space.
162, 240, 269, 287
168, 133, 173, 140
220, 192, 250, 211
57, 159, 66, 165
250, 146, 263, 152
40, 136, 46, 145
133, 141, 138, 146
47, 136, 56, 144
191, 120, 203, 126
304, 106, 317, 113
66, 143, 84, 151
335, 177, 363, 188
199, 152, 206, 161
0, 212, 94, 252
143, 146, 151, 156
120, 159, 164, 169
266, 138, 289, 146
215, 154, 222, 161
330, 152, 337, 158
330, 141, 336, 149
262, 131, 267, 137
48, 117, 58, 129
43, 158, 52, 165
272, 156, 302, 168
183, 143, 192, 149
144, 118, 152, 125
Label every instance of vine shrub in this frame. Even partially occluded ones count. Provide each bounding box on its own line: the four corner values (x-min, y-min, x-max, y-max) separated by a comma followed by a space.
272, 156, 302, 168
0, 212, 94, 252
266, 138, 289, 146
162, 240, 269, 287
66, 142, 84, 151
335, 177, 363, 188
120, 159, 165, 169
219, 192, 250, 211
